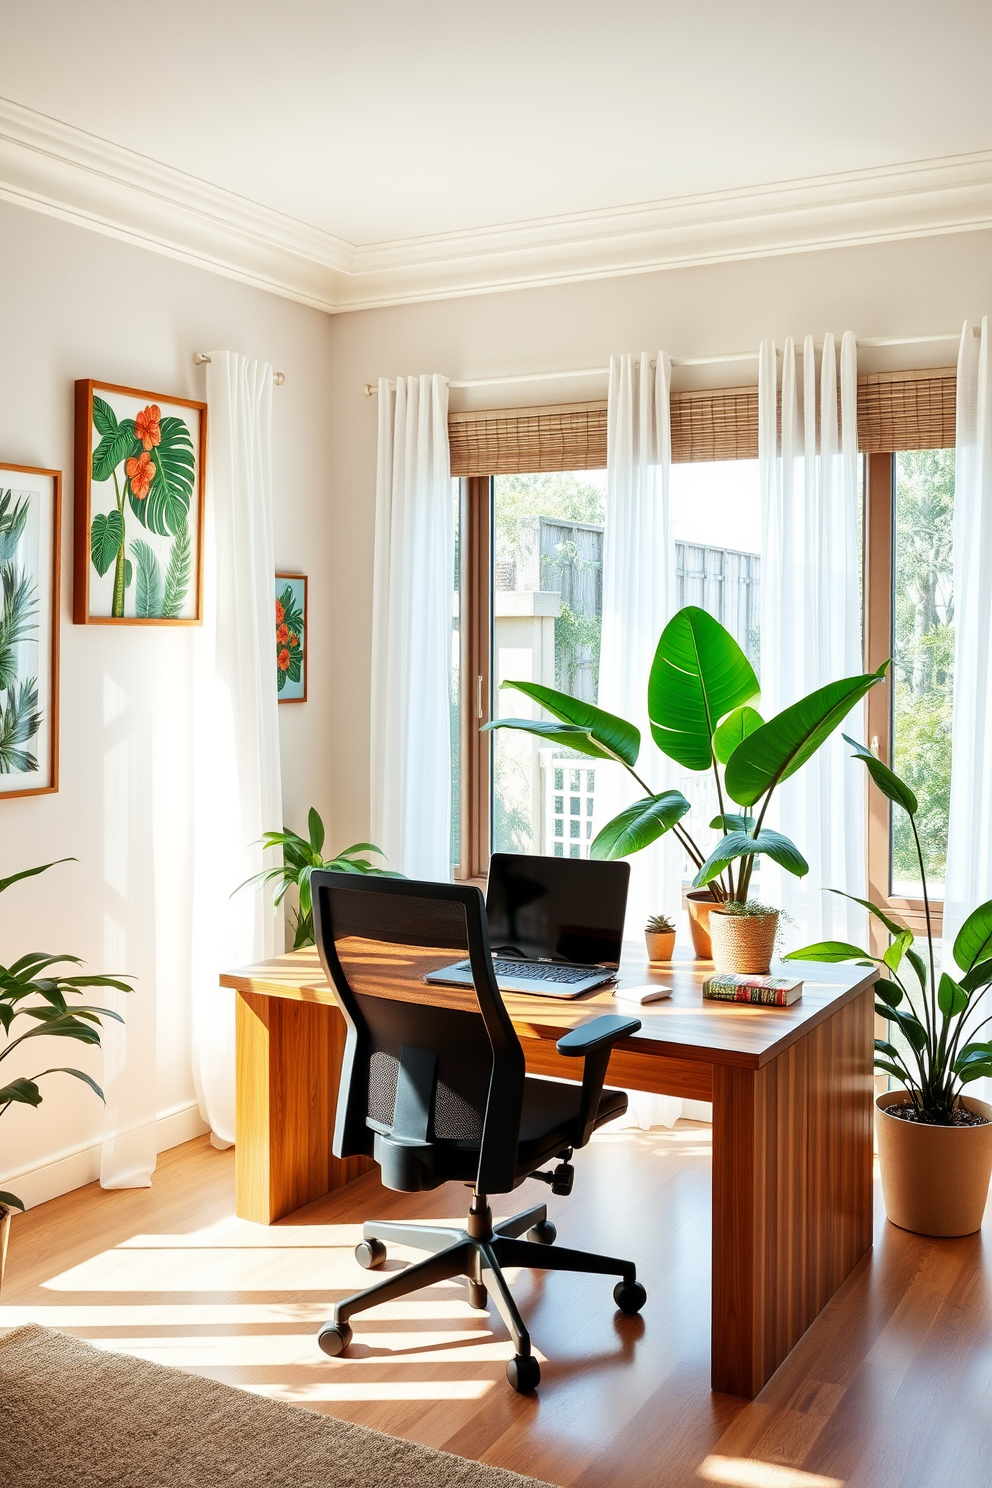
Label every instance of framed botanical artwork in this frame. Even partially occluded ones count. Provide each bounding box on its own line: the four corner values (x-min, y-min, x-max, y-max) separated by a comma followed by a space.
0, 464, 61, 797
73, 380, 206, 624
275, 574, 307, 702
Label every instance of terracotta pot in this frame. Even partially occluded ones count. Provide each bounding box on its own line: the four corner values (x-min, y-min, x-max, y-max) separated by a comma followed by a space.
875, 1090, 992, 1237
645, 929, 676, 963
685, 890, 719, 959
0, 1201, 11, 1296
709, 909, 779, 975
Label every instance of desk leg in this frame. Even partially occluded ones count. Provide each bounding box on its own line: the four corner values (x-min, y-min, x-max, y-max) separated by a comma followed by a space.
711, 986, 873, 1397
235, 990, 374, 1224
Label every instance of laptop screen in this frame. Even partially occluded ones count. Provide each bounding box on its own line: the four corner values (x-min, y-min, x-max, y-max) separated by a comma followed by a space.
485, 853, 630, 968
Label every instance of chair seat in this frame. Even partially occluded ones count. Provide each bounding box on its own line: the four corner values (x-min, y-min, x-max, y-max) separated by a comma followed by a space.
516, 1076, 627, 1165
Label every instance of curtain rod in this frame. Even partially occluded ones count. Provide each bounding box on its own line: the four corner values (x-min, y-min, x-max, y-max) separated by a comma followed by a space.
193, 352, 286, 386
361, 331, 963, 396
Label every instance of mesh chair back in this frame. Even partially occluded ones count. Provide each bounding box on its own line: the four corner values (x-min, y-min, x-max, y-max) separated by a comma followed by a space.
311, 874, 524, 1190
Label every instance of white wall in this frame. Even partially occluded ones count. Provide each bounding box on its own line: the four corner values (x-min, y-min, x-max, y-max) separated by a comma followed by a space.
322, 227, 992, 849
2, 196, 990, 1208
0, 200, 335, 1206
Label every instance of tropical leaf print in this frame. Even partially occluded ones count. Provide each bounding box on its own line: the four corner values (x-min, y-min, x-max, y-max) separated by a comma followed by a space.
161, 519, 192, 618
0, 677, 40, 773
276, 583, 304, 692
129, 415, 195, 538
0, 492, 30, 565
0, 565, 38, 691
90, 511, 124, 577
131, 540, 164, 618
91, 396, 139, 484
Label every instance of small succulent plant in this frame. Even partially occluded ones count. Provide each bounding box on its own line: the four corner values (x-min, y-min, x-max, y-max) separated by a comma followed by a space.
645, 913, 676, 935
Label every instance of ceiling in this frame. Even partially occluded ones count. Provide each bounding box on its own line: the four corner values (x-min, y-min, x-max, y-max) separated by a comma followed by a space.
1, 0, 990, 310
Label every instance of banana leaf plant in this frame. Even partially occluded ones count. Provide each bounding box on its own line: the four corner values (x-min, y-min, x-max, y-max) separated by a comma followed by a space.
239, 806, 402, 949
784, 738, 992, 1123
484, 605, 887, 903
0, 859, 134, 1213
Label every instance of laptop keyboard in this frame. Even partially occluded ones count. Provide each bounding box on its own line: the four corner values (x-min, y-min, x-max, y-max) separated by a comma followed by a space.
491, 960, 601, 984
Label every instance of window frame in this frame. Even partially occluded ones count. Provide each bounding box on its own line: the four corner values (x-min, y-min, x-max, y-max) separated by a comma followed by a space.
455, 378, 955, 921
863, 449, 946, 948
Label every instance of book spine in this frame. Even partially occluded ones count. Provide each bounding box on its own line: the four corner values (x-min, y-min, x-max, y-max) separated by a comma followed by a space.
703, 986, 789, 1006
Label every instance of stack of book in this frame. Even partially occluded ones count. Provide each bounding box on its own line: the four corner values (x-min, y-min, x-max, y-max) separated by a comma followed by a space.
702, 973, 804, 1007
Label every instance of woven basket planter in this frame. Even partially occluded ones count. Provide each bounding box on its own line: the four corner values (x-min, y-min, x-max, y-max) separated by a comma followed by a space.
709, 909, 779, 975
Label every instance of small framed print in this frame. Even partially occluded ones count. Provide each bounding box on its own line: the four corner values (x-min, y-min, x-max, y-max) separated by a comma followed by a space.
0, 463, 61, 797
275, 574, 307, 702
73, 380, 206, 624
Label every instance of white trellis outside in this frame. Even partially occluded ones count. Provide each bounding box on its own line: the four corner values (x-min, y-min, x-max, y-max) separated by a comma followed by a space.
539, 749, 597, 858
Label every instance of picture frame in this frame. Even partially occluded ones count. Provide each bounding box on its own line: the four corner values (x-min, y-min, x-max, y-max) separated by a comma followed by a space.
275, 573, 307, 703
73, 380, 207, 624
0, 463, 61, 798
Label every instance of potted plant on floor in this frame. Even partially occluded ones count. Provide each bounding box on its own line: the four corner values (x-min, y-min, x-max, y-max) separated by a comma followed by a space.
644, 913, 676, 963
485, 605, 886, 973
0, 859, 133, 1291
785, 737, 992, 1237
239, 807, 401, 948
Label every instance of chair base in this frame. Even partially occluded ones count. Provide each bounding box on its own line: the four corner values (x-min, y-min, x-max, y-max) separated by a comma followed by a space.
317, 1195, 646, 1392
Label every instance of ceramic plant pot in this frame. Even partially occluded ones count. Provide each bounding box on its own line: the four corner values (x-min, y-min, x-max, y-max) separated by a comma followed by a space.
685, 891, 719, 959
875, 1090, 992, 1237
645, 930, 676, 963
708, 909, 779, 975
0, 1201, 11, 1296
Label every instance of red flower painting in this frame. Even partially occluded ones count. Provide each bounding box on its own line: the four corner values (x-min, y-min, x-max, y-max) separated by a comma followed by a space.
134, 404, 162, 451
124, 451, 156, 500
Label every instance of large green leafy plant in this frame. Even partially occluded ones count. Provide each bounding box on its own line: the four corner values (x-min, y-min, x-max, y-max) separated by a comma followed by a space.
240, 807, 402, 948
89, 397, 194, 619
486, 605, 886, 902
0, 860, 133, 1212
785, 739, 992, 1123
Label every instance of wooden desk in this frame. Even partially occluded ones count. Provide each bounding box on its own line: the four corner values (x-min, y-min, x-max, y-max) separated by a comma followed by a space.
220, 947, 876, 1398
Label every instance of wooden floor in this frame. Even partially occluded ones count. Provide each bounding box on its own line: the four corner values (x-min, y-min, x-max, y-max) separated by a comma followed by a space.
2, 1124, 991, 1488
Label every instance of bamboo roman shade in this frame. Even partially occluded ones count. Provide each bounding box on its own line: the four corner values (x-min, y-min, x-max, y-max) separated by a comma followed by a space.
447, 367, 957, 474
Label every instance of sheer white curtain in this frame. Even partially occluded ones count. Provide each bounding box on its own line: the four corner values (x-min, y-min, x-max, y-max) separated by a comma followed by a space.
189, 352, 284, 1147
600, 352, 682, 1128
944, 319, 992, 1011
371, 374, 454, 881
758, 333, 866, 945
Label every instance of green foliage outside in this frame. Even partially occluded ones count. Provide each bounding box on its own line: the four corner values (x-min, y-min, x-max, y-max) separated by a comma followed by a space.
892, 450, 955, 889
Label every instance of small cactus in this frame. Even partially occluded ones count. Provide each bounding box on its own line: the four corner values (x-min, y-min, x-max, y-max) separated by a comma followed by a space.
645, 913, 676, 935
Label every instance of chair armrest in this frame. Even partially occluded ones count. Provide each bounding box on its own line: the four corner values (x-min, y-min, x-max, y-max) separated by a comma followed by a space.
555, 1015, 641, 1148
556, 1014, 641, 1057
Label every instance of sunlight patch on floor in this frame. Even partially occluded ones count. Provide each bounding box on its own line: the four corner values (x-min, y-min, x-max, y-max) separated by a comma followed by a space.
699, 1457, 843, 1488
81, 1330, 531, 1367
0, 1298, 485, 1327
245, 1379, 497, 1403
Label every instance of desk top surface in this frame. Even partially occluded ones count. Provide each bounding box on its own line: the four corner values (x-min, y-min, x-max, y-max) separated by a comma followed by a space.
221, 942, 876, 1071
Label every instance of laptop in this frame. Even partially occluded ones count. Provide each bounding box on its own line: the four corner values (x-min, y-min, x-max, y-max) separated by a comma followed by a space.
425, 852, 630, 999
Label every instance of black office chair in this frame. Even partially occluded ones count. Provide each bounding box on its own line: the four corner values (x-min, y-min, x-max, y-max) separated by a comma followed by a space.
310, 871, 646, 1393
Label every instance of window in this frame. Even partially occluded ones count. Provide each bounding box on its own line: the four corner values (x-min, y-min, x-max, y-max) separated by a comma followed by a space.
455, 367, 957, 906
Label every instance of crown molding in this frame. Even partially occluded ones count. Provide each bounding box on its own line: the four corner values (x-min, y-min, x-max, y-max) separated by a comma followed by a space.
1, 97, 991, 315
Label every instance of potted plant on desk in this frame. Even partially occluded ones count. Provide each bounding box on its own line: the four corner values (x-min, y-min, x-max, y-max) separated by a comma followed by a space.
784, 738, 992, 1237
0, 859, 132, 1292
485, 605, 886, 974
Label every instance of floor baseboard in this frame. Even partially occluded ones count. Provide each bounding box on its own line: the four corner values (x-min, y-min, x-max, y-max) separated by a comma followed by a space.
0, 1102, 210, 1211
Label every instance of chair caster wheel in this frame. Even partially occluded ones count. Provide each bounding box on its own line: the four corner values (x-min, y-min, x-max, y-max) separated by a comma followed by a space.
355, 1238, 386, 1269
468, 1282, 488, 1310
506, 1353, 541, 1392
318, 1321, 353, 1357
526, 1219, 557, 1245
613, 1280, 647, 1315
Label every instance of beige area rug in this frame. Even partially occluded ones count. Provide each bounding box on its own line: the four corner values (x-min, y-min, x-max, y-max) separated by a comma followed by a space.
0, 1325, 554, 1488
